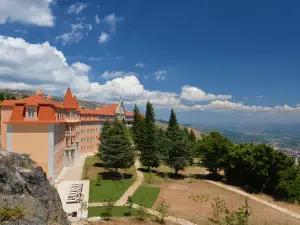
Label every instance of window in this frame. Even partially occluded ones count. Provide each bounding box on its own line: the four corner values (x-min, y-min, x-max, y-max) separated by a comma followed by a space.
28, 108, 34, 118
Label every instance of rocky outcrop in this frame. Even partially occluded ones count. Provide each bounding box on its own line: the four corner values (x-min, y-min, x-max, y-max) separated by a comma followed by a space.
0, 150, 69, 225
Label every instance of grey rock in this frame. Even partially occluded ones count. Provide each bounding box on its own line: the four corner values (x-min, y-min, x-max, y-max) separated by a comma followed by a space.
0, 150, 70, 225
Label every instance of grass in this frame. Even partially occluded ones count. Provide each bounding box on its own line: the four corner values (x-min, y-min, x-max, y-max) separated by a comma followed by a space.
82, 155, 100, 179
89, 179, 135, 202
88, 206, 140, 217
132, 186, 160, 208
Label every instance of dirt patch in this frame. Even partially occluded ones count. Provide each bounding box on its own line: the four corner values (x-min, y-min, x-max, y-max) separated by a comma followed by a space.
155, 180, 300, 225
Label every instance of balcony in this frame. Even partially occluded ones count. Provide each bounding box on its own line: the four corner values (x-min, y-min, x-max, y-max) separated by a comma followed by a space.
66, 143, 76, 150
65, 131, 75, 136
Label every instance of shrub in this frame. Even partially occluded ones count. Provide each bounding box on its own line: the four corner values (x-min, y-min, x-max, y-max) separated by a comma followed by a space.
101, 198, 115, 220
125, 196, 134, 216
155, 198, 170, 224
136, 202, 148, 220
0, 206, 26, 222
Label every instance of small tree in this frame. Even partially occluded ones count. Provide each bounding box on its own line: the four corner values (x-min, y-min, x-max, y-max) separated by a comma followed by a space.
97, 174, 102, 186
101, 198, 115, 220
209, 197, 226, 224
235, 198, 251, 225
136, 202, 148, 220
125, 196, 134, 216
79, 195, 88, 220
155, 198, 170, 224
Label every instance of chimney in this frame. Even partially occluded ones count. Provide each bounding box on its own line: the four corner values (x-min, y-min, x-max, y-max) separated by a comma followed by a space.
47, 95, 52, 100
36, 90, 43, 96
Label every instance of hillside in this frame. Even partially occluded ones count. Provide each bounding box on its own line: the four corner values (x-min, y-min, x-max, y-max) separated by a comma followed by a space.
156, 119, 202, 138
0, 89, 106, 109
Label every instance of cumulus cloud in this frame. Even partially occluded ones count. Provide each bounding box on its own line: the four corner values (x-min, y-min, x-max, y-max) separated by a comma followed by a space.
116, 56, 124, 60
101, 71, 138, 79
98, 32, 110, 43
256, 95, 264, 98
67, 3, 88, 15
56, 23, 92, 45
135, 62, 144, 68
0, 0, 54, 26
0, 36, 297, 116
154, 69, 167, 80
180, 86, 232, 101
95, 14, 100, 24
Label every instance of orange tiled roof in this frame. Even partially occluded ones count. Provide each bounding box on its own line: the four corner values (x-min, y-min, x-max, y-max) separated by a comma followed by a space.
95, 104, 118, 116
63, 87, 79, 109
38, 105, 56, 121
125, 111, 134, 116
10, 105, 25, 122
1, 95, 62, 108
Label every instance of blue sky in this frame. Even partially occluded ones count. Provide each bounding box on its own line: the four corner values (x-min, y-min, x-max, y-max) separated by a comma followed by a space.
0, 0, 300, 123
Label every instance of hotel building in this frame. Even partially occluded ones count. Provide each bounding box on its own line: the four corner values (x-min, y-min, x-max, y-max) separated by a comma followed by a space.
0, 87, 133, 181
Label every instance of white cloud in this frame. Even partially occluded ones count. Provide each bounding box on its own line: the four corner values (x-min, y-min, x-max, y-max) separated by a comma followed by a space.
56, 23, 92, 45
88, 56, 103, 61
180, 86, 232, 101
98, 32, 110, 44
67, 3, 88, 15
154, 69, 167, 80
256, 95, 264, 98
101, 71, 138, 79
135, 62, 144, 68
0, 0, 54, 26
104, 13, 124, 34
95, 14, 100, 24
116, 56, 124, 60
0, 36, 298, 116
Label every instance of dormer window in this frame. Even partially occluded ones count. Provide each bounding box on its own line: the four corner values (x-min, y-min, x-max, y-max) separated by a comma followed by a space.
28, 108, 34, 118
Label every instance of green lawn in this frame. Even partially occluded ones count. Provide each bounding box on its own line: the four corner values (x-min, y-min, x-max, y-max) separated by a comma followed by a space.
89, 179, 135, 202
88, 206, 139, 217
132, 185, 160, 208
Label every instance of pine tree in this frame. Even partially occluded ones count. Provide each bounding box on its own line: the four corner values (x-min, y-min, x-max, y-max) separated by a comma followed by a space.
164, 109, 192, 174
132, 105, 142, 140
140, 101, 160, 170
164, 128, 192, 174
190, 129, 196, 143
166, 109, 178, 136
99, 121, 135, 172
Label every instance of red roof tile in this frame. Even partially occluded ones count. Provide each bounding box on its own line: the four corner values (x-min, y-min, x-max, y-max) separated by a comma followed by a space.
10, 105, 25, 122
63, 87, 79, 109
38, 105, 56, 121
1, 100, 21, 107
125, 111, 134, 116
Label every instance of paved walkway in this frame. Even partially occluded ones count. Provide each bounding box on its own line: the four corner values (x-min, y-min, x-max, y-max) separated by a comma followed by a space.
205, 180, 300, 221
57, 152, 94, 183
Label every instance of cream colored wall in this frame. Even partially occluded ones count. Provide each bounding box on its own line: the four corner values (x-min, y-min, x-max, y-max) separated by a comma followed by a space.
12, 124, 49, 174
1, 107, 13, 150
54, 123, 66, 178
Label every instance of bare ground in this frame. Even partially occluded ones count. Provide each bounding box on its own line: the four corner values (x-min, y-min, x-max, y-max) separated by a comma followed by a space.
154, 180, 300, 225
